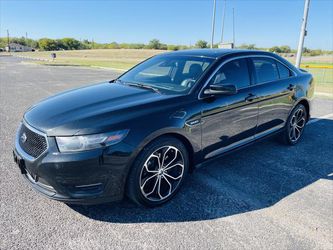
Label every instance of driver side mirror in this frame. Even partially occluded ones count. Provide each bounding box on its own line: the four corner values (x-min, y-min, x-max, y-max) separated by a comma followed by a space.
204, 84, 237, 95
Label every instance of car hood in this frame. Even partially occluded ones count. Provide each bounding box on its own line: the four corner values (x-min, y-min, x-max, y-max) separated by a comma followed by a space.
24, 82, 178, 136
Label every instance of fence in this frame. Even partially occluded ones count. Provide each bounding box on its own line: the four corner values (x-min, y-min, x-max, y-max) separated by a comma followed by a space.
301, 65, 333, 97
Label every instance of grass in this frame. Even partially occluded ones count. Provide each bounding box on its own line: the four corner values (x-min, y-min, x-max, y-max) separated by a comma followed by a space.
14, 49, 333, 96
15, 49, 164, 70
305, 67, 333, 97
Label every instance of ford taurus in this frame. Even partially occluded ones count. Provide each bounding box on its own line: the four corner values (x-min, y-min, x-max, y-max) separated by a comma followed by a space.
13, 49, 314, 207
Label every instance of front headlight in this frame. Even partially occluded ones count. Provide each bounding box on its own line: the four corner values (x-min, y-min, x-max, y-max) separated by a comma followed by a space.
56, 130, 129, 152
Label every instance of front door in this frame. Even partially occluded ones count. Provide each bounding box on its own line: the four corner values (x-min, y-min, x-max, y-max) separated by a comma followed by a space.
200, 58, 259, 159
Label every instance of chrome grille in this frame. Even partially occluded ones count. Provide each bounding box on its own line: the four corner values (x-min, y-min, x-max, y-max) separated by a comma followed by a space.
18, 123, 48, 158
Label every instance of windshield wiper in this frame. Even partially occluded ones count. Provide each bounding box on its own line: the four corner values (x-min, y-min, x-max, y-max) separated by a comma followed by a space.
123, 82, 161, 94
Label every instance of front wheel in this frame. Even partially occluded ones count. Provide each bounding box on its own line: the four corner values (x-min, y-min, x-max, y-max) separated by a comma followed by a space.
280, 104, 308, 145
126, 137, 189, 207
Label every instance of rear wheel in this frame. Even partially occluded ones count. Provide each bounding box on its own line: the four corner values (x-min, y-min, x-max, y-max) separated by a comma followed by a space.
126, 136, 189, 207
280, 104, 307, 145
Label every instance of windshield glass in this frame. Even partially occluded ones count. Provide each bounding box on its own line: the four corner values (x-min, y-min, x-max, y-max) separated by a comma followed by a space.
118, 55, 214, 94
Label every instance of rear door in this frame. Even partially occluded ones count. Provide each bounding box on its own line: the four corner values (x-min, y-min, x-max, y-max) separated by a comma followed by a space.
249, 57, 296, 137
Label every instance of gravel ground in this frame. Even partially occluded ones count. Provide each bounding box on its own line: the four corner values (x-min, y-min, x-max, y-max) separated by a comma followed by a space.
0, 56, 332, 250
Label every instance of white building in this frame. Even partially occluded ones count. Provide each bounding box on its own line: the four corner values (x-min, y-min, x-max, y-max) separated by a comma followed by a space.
5, 43, 35, 52
218, 42, 234, 49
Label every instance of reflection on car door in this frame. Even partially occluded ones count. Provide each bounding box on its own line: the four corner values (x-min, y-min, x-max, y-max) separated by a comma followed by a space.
249, 57, 296, 137
200, 58, 259, 159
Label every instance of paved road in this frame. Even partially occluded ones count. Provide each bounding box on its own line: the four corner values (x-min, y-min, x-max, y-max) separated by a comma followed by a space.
1, 56, 332, 250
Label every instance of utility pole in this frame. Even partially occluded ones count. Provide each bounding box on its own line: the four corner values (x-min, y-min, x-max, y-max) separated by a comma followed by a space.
6, 29, 10, 52
295, 0, 310, 68
210, 0, 217, 48
25, 32, 28, 47
232, 8, 235, 47
220, 0, 227, 44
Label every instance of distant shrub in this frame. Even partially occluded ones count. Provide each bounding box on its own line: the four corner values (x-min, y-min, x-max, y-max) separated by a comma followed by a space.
128, 43, 145, 49
238, 44, 258, 50
147, 39, 163, 49
269, 46, 282, 53
308, 50, 322, 56
38, 38, 58, 51
195, 40, 208, 48
107, 42, 120, 49
167, 45, 180, 51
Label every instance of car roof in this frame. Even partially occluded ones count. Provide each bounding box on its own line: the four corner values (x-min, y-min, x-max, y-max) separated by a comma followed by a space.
160, 49, 273, 59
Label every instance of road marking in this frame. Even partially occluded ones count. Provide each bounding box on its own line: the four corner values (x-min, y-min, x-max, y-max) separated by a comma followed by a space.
308, 113, 333, 125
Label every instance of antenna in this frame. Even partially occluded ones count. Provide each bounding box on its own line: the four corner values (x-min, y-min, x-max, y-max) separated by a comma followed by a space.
220, 0, 227, 44
210, 0, 217, 48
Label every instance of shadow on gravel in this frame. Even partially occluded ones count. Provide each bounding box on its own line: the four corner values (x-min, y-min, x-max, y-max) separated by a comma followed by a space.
69, 119, 333, 223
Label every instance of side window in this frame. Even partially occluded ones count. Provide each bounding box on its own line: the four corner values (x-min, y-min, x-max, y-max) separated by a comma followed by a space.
252, 58, 279, 83
209, 58, 250, 88
277, 61, 292, 79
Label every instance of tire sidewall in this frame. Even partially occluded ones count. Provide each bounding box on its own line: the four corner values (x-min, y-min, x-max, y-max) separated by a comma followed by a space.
126, 136, 189, 207
285, 104, 307, 145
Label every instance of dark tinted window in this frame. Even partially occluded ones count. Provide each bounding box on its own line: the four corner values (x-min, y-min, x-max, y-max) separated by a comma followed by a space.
277, 62, 292, 79
210, 58, 250, 88
252, 58, 279, 83
183, 61, 210, 74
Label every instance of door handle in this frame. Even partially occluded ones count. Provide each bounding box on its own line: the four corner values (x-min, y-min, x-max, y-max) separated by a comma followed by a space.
287, 84, 296, 91
245, 93, 257, 102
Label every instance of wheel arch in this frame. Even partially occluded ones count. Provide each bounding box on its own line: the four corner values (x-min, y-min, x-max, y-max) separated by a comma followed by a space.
127, 129, 197, 175
294, 98, 310, 121
160, 132, 196, 172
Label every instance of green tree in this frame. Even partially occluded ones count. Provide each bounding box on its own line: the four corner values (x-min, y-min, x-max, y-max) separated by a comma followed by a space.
38, 38, 58, 51
309, 49, 322, 56
195, 40, 208, 48
107, 42, 120, 49
59, 38, 82, 50
10, 37, 27, 46
238, 44, 257, 50
269, 46, 281, 53
167, 45, 180, 51
303, 47, 311, 53
147, 39, 162, 49
279, 45, 291, 53
247, 44, 257, 50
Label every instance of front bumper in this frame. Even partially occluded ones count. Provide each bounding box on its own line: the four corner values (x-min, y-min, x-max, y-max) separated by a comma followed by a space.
13, 130, 135, 205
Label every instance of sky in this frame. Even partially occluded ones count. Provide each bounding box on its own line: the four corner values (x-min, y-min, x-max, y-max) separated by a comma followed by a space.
0, 0, 332, 50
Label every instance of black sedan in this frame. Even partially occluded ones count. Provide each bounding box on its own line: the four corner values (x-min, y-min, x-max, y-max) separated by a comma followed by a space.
13, 49, 314, 207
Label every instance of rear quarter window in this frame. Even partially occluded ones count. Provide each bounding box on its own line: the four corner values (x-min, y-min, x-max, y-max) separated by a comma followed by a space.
252, 58, 279, 83
277, 61, 293, 79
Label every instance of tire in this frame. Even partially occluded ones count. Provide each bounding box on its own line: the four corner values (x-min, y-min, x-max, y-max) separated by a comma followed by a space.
126, 136, 189, 207
280, 104, 308, 145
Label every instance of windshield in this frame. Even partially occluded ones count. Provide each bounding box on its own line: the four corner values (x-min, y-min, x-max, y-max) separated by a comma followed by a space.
118, 55, 214, 94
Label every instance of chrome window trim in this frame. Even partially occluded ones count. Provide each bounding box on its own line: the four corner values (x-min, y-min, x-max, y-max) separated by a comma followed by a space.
15, 120, 49, 162
198, 54, 298, 100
